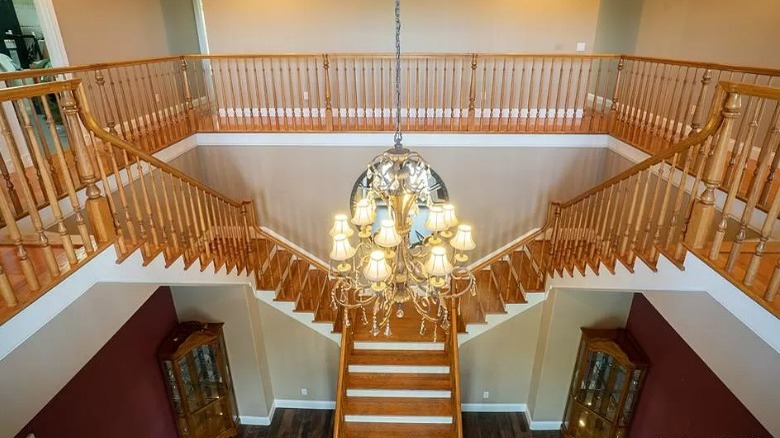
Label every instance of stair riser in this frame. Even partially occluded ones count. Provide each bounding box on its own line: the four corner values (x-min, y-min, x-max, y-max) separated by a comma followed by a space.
353, 342, 444, 351
346, 389, 451, 398
348, 365, 450, 374
344, 415, 453, 424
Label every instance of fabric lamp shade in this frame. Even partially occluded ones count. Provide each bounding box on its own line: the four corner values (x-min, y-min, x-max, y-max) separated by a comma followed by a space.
450, 224, 476, 251
425, 246, 453, 277
425, 206, 448, 232
330, 214, 354, 237
363, 250, 392, 282
352, 199, 376, 226
375, 219, 403, 247
330, 233, 356, 261
442, 204, 459, 228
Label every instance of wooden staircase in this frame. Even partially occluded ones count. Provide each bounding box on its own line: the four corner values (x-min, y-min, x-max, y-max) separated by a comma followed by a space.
333, 305, 463, 437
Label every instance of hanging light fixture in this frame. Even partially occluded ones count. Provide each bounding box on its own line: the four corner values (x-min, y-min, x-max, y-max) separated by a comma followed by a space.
328, 0, 476, 339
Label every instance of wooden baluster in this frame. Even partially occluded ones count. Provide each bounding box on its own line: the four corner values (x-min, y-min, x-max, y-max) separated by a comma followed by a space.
219, 200, 236, 272
180, 180, 197, 265
685, 91, 741, 249
88, 130, 127, 256
639, 163, 664, 256
725, 103, 768, 273
744, 139, 780, 288
649, 154, 679, 262
467, 54, 478, 131
134, 157, 161, 254
588, 59, 604, 132
552, 58, 565, 130
322, 55, 333, 131
239, 58, 251, 130
167, 174, 186, 256
205, 193, 224, 270
627, 169, 652, 264
608, 57, 625, 132
192, 184, 211, 267
593, 185, 615, 263
690, 69, 713, 135
661, 65, 683, 141
284, 58, 296, 131
214, 59, 230, 130
138, 64, 165, 150
637, 62, 660, 135
0, 107, 25, 215
148, 165, 171, 258
665, 144, 699, 251
146, 63, 172, 146
157, 62, 184, 141
449, 57, 458, 131
618, 173, 642, 259
311, 57, 323, 131
561, 58, 575, 132
6, 99, 58, 277
675, 67, 699, 141
0, 259, 15, 307
180, 58, 198, 132
759, 110, 780, 205
0, 171, 38, 291
308, 57, 318, 131
255, 58, 270, 131
645, 64, 668, 136
608, 179, 629, 261
115, 68, 147, 150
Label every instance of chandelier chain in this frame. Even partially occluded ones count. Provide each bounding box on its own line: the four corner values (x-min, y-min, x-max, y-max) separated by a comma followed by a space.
393, 0, 403, 149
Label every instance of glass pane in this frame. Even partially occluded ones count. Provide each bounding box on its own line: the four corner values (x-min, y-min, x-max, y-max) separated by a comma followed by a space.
191, 398, 230, 438
570, 406, 612, 438
621, 369, 644, 426
162, 361, 183, 416
193, 343, 224, 403
178, 355, 201, 411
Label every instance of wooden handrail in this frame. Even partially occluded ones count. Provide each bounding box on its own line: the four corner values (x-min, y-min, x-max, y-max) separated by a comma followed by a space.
254, 227, 330, 272
621, 55, 780, 77
71, 81, 244, 207
0, 55, 183, 81
448, 300, 463, 437
333, 316, 352, 438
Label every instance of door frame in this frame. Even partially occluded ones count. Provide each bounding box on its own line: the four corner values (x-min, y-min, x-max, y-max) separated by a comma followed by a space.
192, 0, 210, 54
33, 0, 69, 66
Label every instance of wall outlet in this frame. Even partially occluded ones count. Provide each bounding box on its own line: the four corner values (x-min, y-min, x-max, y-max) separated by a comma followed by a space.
303, 91, 309, 100
483, 390, 490, 399
576, 42, 587, 52
155, 93, 162, 103
301, 388, 308, 396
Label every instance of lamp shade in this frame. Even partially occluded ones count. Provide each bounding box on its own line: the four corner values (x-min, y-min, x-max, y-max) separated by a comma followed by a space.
450, 224, 476, 251
442, 204, 459, 228
425, 206, 448, 232
351, 199, 375, 226
330, 233, 356, 261
425, 246, 453, 277
375, 219, 403, 247
330, 214, 354, 237
363, 250, 392, 282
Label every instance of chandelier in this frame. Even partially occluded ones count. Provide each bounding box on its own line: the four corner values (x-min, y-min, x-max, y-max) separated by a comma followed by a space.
328, 0, 476, 340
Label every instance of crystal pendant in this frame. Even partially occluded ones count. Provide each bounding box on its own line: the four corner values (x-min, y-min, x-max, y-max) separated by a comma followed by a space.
396, 303, 404, 318
384, 320, 392, 337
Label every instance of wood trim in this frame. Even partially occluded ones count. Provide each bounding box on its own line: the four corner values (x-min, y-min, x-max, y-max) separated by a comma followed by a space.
449, 300, 463, 437
621, 55, 780, 77
333, 317, 352, 438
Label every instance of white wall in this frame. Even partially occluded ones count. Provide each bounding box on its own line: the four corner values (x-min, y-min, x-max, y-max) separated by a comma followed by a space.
592, 0, 644, 54
201, 0, 602, 54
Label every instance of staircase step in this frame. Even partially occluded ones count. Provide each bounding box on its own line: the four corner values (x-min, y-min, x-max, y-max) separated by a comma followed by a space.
277, 259, 309, 301
348, 364, 449, 374
353, 341, 445, 351
348, 372, 451, 391
346, 389, 451, 398
295, 269, 327, 312
475, 270, 506, 314
343, 422, 454, 437
349, 350, 448, 366
345, 396, 452, 417
490, 260, 524, 303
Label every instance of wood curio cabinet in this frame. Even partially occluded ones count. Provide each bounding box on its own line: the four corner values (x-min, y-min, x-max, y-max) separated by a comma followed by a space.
562, 328, 649, 438
159, 322, 239, 438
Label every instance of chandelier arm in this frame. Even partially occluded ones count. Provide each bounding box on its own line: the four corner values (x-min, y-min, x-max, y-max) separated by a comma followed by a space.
393, 0, 403, 149
410, 298, 442, 323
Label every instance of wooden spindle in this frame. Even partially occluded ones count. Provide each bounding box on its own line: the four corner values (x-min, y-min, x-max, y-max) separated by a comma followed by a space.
0, 107, 25, 215
467, 54, 478, 131
323, 55, 333, 131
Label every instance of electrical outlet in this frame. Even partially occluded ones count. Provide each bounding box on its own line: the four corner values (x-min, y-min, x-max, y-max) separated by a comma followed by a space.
301, 388, 308, 396
483, 390, 490, 399
303, 91, 309, 100
155, 93, 161, 103
576, 42, 587, 52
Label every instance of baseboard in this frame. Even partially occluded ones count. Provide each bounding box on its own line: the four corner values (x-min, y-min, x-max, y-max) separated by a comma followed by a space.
274, 399, 337, 410
460, 403, 527, 412
522, 410, 561, 431
239, 415, 271, 426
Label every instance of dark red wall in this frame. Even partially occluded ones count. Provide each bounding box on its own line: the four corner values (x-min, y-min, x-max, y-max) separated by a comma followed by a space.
16, 287, 179, 438
626, 294, 770, 437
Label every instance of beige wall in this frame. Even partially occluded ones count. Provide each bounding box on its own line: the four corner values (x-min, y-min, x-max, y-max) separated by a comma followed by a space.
634, 0, 780, 68
52, 0, 172, 64
171, 285, 272, 417
191, 146, 612, 261
160, 0, 201, 55
257, 299, 340, 401
593, 0, 643, 53
202, 0, 601, 54
528, 289, 633, 421
459, 304, 544, 404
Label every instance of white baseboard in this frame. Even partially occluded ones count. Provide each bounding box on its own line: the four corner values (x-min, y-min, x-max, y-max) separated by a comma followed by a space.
239, 415, 271, 426
522, 410, 562, 431
274, 399, 337, 410
461, 403, 527, 412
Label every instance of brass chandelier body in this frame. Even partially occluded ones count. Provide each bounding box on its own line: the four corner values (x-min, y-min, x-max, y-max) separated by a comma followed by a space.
328, 0, 476, 339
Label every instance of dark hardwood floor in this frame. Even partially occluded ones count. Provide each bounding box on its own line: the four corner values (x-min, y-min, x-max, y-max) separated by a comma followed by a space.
237, 409, 561, 437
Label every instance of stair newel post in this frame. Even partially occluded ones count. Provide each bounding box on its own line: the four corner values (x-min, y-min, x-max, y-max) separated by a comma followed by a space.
323, 54, 334, 131
684, 90, 741, 249
467, 54, 478, 131
180, 57, 198, 133
62, 87, 116, 245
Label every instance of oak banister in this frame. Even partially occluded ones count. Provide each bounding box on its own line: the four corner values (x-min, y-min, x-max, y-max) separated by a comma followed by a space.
71, 82, 243, 207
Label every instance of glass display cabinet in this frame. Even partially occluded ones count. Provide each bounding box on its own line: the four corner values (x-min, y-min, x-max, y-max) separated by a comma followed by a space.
159, 322, 238, 438
562, 328, 649, 438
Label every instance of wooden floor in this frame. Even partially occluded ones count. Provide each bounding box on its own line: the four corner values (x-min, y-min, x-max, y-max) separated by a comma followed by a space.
237, 409, 560, 438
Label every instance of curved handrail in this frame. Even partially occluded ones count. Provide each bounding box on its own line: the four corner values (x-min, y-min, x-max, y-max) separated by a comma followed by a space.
621, 54, 780, 77
0, 55, 183, 81
71, 81, 244, 207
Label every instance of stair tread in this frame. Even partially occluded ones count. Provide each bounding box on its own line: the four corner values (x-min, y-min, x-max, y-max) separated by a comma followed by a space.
345, 396, 452, 416
348, 372, 451, 390
343, 422, 454, 437
349, 350, 448, 366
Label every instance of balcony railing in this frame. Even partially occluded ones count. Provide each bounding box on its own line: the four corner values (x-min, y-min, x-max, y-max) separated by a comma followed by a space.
0, 53, 779, 325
